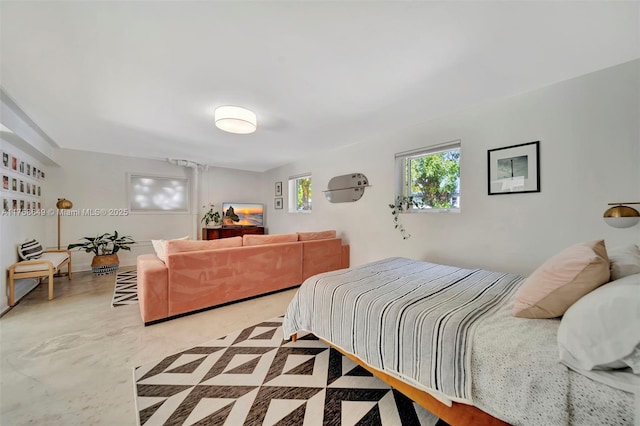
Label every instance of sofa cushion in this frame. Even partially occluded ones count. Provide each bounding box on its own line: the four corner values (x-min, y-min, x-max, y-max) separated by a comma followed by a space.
18, 239, 43, 260
151, 236, 189, 262
297, 230, 337, 241
14, 252, 69, 272
166, 237, 242, 255
243, 233, 298, 246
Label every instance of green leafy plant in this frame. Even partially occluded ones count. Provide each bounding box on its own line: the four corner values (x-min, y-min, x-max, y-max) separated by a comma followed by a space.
67, 231, 135, 256
201, 204, 221, 226
389, 196, 423, 240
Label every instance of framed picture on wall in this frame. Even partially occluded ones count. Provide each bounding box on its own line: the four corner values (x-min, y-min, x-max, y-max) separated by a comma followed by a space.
11, 155, 17, 171
275, 181, 282, 196
2, 175, 8, 190
275, 197, 283, 209
488, 141, 540, 195
2, 152, 8, 168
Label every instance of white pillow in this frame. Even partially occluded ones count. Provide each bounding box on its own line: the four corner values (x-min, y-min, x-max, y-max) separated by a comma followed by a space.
151, 236, 189, 262
608, 244, 640, 281
557, 273, 640, 373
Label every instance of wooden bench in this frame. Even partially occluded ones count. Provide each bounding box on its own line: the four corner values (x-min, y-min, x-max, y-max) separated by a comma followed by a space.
7, 249, 72, 306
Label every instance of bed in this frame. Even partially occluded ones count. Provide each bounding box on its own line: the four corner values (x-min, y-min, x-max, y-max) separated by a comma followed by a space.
282, 256, 638, 425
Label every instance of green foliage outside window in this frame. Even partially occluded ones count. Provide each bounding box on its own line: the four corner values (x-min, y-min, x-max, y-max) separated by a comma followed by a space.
408, 149, 460, 208
296, 177, 312, 211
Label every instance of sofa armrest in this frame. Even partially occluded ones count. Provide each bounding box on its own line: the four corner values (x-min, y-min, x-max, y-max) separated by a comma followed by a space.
136, 254, 169, 324
301, 238, 344, 281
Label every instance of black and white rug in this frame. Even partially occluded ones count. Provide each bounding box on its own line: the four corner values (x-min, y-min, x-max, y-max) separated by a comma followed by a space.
112, 270, 138, 307
133, 316, 448, 425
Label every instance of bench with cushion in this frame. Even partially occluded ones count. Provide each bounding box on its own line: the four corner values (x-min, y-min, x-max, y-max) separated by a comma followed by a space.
7, 239, 72, 306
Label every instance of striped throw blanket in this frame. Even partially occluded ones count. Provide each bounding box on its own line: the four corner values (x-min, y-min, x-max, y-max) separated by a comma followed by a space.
282, 257, 523, 403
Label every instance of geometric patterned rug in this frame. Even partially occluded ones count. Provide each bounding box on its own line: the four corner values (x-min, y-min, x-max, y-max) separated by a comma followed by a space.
112, 270, 138, 307
133, 316, 448, 425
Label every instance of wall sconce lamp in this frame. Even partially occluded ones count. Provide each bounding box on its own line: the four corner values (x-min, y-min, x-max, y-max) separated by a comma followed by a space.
603, 202, 640, 228
56, 198, 73, 249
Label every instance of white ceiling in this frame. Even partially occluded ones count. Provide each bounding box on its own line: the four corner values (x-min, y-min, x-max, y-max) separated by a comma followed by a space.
1, 1, 638, 172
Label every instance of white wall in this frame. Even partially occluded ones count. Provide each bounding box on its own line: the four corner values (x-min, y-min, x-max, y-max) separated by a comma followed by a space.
264, 60, 640, 275
47, 150, 269, 272
46, 150, 194, 271
199, 166, 265, 231
0, 140, 49, 313
1, 89, 58, 313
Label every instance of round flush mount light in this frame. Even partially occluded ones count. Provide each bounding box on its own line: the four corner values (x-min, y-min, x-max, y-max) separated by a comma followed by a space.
214, 106, 257, 134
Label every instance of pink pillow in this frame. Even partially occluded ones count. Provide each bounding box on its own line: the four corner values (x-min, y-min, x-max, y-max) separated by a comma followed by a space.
297, 230, 337, 241
243, 234, 298, 246
166, 237, 242, 255
513, 240, 610, 319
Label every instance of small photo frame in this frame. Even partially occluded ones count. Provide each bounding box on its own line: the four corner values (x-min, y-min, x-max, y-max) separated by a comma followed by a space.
19, 180, 24, 193
274, 197, 283, 210
3, 198, 9, 212
37, 186, 41, 197
488, 141, 540, 195
11, 178, 17, 192
26, 164, 31, 176
2, 152, 9, 168
11, 155, 17, 171
19, 161, 24, 174
19, 199, 24, 211
2, 175, 8, 190
275, 181, 282, 196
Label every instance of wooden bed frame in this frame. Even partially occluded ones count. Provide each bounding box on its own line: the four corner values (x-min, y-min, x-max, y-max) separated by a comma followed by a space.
291, 333, 509, 426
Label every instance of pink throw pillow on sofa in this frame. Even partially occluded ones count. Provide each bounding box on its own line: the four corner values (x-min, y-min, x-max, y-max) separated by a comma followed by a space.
243, 234, 298, 246
512, 240, 610, 319
166, 237, 242, 255
297, 230, 337, 241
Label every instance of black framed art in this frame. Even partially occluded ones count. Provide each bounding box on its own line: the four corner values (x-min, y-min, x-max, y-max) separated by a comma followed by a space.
274, 197, 283, 209
488, 141, 540, 195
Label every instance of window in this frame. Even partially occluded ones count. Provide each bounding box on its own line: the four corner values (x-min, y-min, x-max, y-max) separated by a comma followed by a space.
128, 174, 189, 212
288, 173, 312, 212
395, 141, 461, 212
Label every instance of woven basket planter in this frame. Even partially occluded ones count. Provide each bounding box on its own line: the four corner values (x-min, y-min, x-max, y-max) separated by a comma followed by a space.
91, 254, 119, 275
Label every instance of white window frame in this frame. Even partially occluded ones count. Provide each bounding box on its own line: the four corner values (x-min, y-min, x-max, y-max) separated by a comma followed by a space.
288, 173, 312, 213
394, 140, 461, 213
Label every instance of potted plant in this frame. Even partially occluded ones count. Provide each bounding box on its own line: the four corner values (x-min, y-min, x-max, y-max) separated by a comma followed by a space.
68, 231, 136, 275
389, 196, 423, 239
201, 204, 221, 228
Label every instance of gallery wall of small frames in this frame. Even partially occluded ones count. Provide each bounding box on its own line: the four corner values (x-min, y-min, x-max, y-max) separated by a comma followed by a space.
1, 150, 45, 214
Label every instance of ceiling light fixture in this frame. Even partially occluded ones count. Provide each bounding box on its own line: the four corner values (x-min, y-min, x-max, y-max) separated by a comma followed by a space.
214, 106, 257, 134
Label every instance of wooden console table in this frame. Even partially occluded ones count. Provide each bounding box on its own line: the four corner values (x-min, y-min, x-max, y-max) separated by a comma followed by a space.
202, 226, 265, 240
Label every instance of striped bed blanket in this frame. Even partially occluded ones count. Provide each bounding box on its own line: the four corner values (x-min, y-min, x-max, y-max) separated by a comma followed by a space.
282, 257, 523, 404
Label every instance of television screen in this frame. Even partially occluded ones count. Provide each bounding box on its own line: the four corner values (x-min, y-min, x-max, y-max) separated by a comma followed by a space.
222, 203, 264, 226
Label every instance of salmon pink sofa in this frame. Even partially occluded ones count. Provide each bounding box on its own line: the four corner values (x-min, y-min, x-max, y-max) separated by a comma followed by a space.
136, 231, 349, 325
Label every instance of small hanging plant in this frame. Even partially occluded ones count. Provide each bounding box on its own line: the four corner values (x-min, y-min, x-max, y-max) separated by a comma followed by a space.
389, 196, 423, 239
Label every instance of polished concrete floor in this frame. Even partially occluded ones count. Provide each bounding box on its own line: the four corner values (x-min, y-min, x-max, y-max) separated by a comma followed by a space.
0, 268, 298, 425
